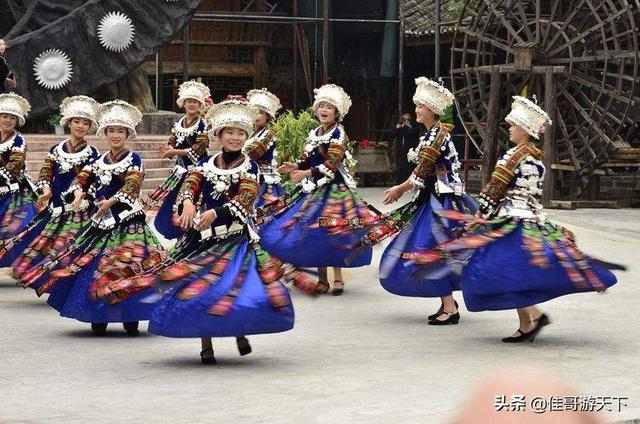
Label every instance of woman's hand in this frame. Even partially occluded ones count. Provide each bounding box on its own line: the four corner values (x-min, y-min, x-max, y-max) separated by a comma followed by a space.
36, 187, 52, 210
277, 162, 298, 173
159, 145, 178, 159
290, 169, 311, 183
195, 209, 217, 231
71, 190, 85, 212
93, 198, 116, 219
179, 200, 196, 229
383, 185, 405, 205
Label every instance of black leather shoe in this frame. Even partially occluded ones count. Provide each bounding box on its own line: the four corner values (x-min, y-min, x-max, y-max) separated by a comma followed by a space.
332, 280, 344, 296
502, 314, 550, 343
428, 311, 460, 325
123, 321, 139, 336
236, 337, 252, 356
428, 300, 459, 321
91, 323, 107, 336
200, 348, 217, 364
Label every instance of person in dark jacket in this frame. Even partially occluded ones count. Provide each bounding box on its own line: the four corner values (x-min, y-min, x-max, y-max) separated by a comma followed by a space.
391, 112, 420, 184
0, 39, 17, 94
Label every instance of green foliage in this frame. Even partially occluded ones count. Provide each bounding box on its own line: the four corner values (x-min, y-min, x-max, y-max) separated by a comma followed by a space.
273, 108, 318, 191
441, 105, 454, 125
47, 112, 63, 128
273, 108, 318, 165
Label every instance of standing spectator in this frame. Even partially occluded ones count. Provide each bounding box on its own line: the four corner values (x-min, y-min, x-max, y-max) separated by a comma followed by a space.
0, 39, 16, 94
391, 112, 420, 184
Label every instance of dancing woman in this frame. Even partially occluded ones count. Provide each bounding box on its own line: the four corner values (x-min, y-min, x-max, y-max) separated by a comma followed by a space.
243, 88, 284, 207
92, 100, 316, 364
405, 96, 618, 342
2, 96, 100, 284
259, 84, 374, 295
149, 80, 211, 240
33, 100, 166, 336
0, 93, 36, 246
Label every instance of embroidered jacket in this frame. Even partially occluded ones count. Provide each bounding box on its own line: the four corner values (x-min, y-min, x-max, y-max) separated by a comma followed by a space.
406, 122, 463, 195
36, 140, 100, 208
243, 126, 280, 185
295, 124, 356, 192
478, 142, 545, 220
169, 116, 210, 168
0, 132, 27, 191
176, 152, 260, 236
65, 150, 145, 226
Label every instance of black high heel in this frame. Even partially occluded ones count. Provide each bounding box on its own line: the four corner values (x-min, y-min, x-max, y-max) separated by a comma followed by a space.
428, 311, 460, 325
428, 300, 459, 321
200, 348, 217, 364
502, 314, 550, 343
331, 280, 344, 296
91, 323, 108, 336
236, 337, 252, 356
123, 321, 139, 336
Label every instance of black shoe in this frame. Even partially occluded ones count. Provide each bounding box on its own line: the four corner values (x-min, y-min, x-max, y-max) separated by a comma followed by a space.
428, 311, 460, 325
91, 323, 108, 336
200, 348, 217, 365
123, 321, 139, 337
428, 300, 459, 321
502, 314, 550, 343
236, 337, 252, 356
331, 280, 344, 296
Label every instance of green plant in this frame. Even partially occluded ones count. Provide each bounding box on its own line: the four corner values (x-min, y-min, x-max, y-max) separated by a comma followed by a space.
273, 108, 318, 165
47, 112, 63, 127
441, 105, 454, 125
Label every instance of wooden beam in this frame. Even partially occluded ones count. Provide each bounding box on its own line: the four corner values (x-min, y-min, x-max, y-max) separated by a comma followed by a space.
168, 40, 271, 47
451, 65, 567, 75
542, 67, 557, 207
143, 62, 255, 77
482, 66, 501, 185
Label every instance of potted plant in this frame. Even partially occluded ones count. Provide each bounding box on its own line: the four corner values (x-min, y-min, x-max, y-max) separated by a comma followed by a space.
47, 112, 64, 135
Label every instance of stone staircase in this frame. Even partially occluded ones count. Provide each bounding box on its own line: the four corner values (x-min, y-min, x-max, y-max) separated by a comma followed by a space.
22, 134, 220, 194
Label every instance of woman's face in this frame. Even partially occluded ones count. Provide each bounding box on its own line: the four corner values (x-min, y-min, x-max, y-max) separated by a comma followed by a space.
220, 127, 248, 152
509, 125, 530, 144
316, 102, 338, 125
415, 104, 436, 124
0, 113, 17, 133
69, 117, 92, 140
106, 126, 129, 150
0, 40, 6, 55
183, 98, 201, 115
255, 110, 269, 128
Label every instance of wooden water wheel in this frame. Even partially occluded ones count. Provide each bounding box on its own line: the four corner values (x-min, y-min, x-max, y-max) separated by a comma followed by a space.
450, 0, 640, 203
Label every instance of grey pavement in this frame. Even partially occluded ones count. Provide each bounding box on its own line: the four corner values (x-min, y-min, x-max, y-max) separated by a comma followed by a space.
1, 187, 638, 423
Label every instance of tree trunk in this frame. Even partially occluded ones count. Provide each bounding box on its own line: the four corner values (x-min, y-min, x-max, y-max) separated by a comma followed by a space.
97, 65, 157, 113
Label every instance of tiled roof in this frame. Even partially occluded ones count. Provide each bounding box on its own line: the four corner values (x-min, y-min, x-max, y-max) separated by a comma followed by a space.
403, 0, 465, 37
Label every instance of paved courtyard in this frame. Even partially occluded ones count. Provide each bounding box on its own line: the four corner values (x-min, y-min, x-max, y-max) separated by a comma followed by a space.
1, 188, 638, 423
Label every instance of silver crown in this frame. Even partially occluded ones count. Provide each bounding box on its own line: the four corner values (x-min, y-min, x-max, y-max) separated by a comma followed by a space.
177, 80, 211, 109
505, 96, 552, 140
313, 84, 352, 118
412, 77, 454, 116
96, 100, 143, 142
246, 88, 282, 119
0, 93, 31, 127
206, 100, 258, 136
59, 95, 100, 130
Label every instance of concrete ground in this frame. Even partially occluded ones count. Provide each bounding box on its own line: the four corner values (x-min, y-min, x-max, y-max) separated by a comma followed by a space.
1, 188, 638, 424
